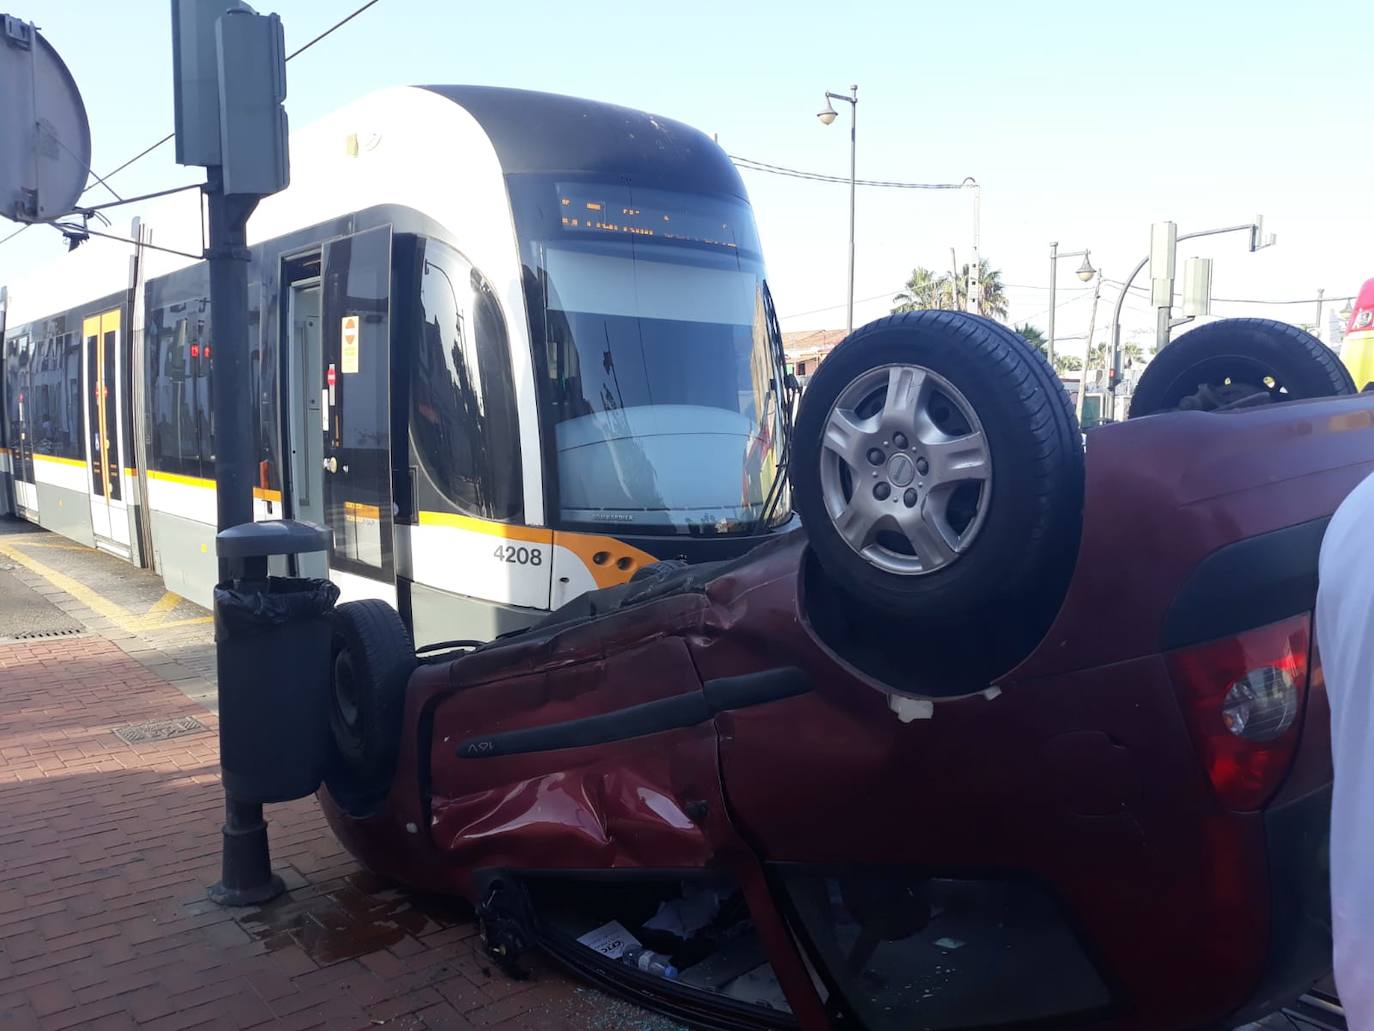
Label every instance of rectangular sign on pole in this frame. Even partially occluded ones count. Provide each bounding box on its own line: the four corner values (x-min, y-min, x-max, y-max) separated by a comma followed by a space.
171, 0, 232, 167
1149, 221, 1178, 284
1182, 257, 1213, 318
1150, 221, 1177, 308
216, 7, 288, 196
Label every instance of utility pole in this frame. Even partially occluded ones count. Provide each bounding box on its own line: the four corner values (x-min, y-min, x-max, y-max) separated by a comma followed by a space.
949, 247, 960, 310
1077, 269, 1104, 426
172, 0, 292, 907
1048, 241, 1058, 362
206, 170, 258, 569
1315, 287, 1325, 336
965, 179, 981, 314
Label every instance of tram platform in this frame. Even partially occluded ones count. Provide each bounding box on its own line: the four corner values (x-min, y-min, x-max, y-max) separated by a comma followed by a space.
0, 518, 667, 1031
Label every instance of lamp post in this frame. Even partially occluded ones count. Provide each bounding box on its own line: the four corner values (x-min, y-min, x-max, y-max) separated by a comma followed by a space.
818, 84, 857, 334
1047, 242, 1095, 366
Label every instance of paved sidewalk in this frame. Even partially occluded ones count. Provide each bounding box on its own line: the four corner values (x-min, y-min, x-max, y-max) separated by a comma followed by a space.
0, 520, 665, 1031
0, 634, 666, 1030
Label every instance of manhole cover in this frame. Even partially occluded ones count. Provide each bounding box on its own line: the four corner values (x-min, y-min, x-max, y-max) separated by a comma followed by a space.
12, 627, 85, 640
113, 715, 208, 745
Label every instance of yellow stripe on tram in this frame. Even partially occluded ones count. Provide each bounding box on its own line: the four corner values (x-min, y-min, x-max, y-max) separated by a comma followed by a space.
145, 468, 216, 489
33, 453, 87, 468
418, 509, 554, 544
141, 468, 281, 502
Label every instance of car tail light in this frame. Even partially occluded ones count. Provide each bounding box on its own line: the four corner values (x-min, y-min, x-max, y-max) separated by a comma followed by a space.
1166, 614, 1312, 812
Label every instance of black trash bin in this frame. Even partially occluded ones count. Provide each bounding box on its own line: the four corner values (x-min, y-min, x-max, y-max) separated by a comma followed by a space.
214, 520, 337, 804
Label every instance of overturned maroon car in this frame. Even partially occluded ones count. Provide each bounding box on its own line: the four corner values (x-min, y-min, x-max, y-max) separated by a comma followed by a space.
315, 308, 1370, 1030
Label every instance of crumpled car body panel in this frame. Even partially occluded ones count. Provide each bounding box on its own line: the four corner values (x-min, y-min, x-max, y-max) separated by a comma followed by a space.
319, 395, 1374, 1029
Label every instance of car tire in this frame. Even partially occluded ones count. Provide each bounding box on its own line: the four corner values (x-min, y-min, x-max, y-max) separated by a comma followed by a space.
325, 600, 415, 815
791, 310, 1084, 636
1129, 318, 1356, 417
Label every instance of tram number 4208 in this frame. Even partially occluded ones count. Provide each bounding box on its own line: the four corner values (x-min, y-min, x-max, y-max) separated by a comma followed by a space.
493, 543, 543, 566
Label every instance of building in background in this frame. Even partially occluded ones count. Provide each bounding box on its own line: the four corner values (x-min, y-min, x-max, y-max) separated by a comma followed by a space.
782, 329, 845, 389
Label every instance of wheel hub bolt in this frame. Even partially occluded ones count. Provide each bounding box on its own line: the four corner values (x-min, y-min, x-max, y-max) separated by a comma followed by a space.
893, 432, 909, 449
903, 488, 918, 508
874, 482, 891, 501
866, 447, 885, 466
916, 457, 930, 476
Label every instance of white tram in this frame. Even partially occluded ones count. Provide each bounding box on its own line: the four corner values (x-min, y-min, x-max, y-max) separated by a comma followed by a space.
0, 86, 793, 647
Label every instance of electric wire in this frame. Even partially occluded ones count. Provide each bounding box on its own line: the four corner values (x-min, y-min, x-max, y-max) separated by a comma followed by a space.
729, 156, 970, 190
0, 0, 387, 254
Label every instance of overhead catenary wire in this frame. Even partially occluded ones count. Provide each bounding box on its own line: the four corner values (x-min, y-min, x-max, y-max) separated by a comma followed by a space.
284, 0, 382, 59
1103, 278, 1355, 306
779, 291, 897, 321
729, 155, 970, 190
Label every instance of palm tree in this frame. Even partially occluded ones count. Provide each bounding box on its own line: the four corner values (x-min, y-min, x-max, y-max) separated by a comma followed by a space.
1016, 323, 1081, 375
954, 260, 1008, 320
892, 259, 1008, 319
891, 267, 946, 312
1054, 354, 1083, 374
1014, 323, 1047, 352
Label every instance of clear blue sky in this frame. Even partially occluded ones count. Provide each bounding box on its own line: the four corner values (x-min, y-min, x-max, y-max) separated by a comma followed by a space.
5, 0, 1370, 360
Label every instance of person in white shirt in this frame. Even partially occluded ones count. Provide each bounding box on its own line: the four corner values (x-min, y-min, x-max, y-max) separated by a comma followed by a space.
1316, 470, 1374, 1027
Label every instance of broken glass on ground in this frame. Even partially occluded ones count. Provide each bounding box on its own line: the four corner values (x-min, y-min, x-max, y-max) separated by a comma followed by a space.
528, 875, 793, 1015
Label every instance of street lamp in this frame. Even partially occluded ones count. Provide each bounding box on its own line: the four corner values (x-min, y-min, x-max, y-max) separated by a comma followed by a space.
1047, 242, 1095, 366
818, 84, 857, 333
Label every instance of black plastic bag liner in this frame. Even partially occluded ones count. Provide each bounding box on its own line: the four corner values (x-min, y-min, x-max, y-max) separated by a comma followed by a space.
214, 576, 339, 802
214, 576, 339, 641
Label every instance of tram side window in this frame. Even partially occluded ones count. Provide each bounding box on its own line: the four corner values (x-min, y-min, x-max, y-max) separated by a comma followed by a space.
147, 300, 213, 479
4, 336, 25, 453
410, 240, 522, 522
31, 332, 82, 460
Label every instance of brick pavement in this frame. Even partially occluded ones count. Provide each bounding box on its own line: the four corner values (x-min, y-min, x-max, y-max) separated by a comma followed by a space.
0, 634, 661, 1031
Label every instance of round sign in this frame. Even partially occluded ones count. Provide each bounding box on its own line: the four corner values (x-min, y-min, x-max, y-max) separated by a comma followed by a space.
0, 18, 91, 223
326, 366, 336, 387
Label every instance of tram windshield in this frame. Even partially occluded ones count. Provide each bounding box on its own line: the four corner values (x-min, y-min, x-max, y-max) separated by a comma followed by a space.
512, 177, 790, 536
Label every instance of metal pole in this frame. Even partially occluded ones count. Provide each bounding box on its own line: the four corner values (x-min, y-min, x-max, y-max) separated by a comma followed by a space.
205, 169, 282, 908
1047, 242, 1058, 366
1155, 306, 1172, 355
206, 172, 258, 576
950, 247, 960, 310
1315, 287, 1324, 337
846, 85, 857, 335
967, 180, 981, 315
1077, 269, 1104, 426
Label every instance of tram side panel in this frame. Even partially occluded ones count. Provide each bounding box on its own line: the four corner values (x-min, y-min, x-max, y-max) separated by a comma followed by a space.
0, 337, 11, 519
4, 331, 37, 519
0, 304, 7, 517
5, 297, 128, 549
142, 257, 285, 607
